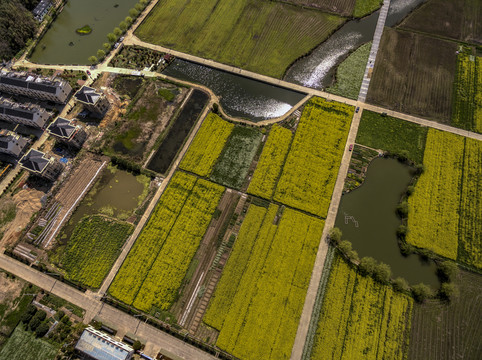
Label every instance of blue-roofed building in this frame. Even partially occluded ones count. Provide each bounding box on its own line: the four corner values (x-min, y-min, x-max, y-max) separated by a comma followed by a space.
75, 326, 134, 360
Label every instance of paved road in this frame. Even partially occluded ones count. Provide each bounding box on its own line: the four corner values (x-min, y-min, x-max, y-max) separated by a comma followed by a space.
358, 0, 390, 102
0, 253, 216, 360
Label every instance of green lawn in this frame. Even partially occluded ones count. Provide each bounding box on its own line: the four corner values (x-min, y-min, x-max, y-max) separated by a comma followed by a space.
0, 325, 58, 360
136, 0, 344, 78
353, 0, 382, 17
356, 111, 428, 164
327, 42, 371, 100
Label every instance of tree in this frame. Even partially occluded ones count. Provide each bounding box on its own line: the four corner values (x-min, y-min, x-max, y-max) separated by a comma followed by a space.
129, 8, 139, 18
359, 257, 377, 276
338, 240, 352, 255
412, 283, 433, 303
113, 27, 122, 37
437, 261, 458, 282
393, 277, 409, 292
135, 3, 144, 12
439, 282, 459, 300
88, 55, 98, 64
103, 42, 111, 51
125, 16, 133, 24
35, 322, 50, 338
328, 227, 342, 245
29, 310, 47, 331
348, 250, 359, 263
107, 33, 117, 43
133, 340, 142, 351
96, 49, 105, 59
119, 21, 128, 31
396, 225, 407, 239
373, 262, 391, 284
396, 201, 408, 218
21, 304, 37, 323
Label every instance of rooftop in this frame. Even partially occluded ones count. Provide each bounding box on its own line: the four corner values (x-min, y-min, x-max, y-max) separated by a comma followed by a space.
47, 117, 76, 139
0, 70, 66, 94
75, 327, 133, 360
19, 149, 50, 173
32, 0, 52, 17
74, 86, 102, 105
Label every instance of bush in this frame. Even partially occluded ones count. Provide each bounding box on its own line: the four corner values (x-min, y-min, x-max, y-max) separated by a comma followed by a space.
35, 322, 50, 338
133, 340, 142, 351
396, 225, 407, 239
396, 201, 408, 218
329, 227, 342, 245
437, 261, 458, 282
373, 263, 391, 284
412, 283, 433, 303
359, 257, 377, 276
399, 241, 414, 256
439, 282, 459, 300
393, 277, 409, 292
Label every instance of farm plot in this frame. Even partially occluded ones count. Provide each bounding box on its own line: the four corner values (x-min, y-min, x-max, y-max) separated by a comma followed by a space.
409, 269, 482, 360
310, 254, 413, 360
458, 138, 482, 269
327, 42, 371, 100
274, 98, 353, 218
56, 216, 133, 289
407, 130, 464, 260
353, 0, 382, 18
136, 0, 344, 78
356, 111, 428, 164
367, 28, 457, 123
399, 0, 481, 45
204, 204, 324, 360
210, 126, 262, 189
180, 113, 234, 177
0, 325, 58, 360
451, 51, 482, 133
247, 124, 293, 199
109, 172, 224, 312
286, 0, 356, 16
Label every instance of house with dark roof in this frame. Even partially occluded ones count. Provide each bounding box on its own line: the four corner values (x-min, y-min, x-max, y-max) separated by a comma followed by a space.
32, 0, 52, 21
74, 86, 110, 118
0, 97, 51, 128
47, 117, 87, 148
19, 149, 63, 181
0, 71, 72, 104
0, 130, 29, 158
75, 326, 134, 360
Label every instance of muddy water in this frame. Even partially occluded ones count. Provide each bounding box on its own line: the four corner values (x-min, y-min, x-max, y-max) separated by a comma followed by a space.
284, 0, 426, 89
30, 0, 138, 65
335, 158, 438, 286
162, 60, 305, 122
59, 167, 147, 240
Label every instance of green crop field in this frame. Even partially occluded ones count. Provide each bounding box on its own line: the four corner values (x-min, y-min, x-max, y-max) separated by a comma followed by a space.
204, 204, 324, 359
247, 125, 292, 199
451, 50, 481, 133
57, 215, 133, 289
286, 0, 356, 16
407, 130, 482, 268
180, 113, 234, 177
136, 0, 344, 78
310, 254, 413, 360
409, 270, 482, 359
274, 98, 353, 217
356, 111, 428, 164
353, 0, 382, 18
327, 42, 371, 100
109, 172, 224, 312
0, 325, 58, 360
210, 126, 262, 189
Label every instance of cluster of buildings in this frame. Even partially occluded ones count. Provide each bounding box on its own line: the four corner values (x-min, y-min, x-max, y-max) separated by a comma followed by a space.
0, 70, 110, 181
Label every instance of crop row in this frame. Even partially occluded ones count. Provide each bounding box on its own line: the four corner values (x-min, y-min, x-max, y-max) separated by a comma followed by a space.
59, 215, 134, 289
451, 52, 481, 133
205, 204, 324, 360
180, 113, 234, 177
310, 255, 413, 360
273, 97, 353, 217
247, 125, 292, 199
109, 172, 224, 312
407, 130, 464, 259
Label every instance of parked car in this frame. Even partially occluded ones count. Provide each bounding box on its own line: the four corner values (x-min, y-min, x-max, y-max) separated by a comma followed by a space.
355, 107, 360, 113
349, 144, 354, 151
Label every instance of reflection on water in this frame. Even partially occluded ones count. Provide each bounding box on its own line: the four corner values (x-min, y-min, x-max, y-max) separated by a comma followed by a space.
163, 59, 305, 122
335, 158, 438, 286
284, 0, 427, 89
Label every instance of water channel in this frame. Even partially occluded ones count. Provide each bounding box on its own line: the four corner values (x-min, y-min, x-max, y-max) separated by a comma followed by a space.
30, 0, 138, 65
284, 0, 426, 89
335, 157, 438, 286
162, 60, 305, 122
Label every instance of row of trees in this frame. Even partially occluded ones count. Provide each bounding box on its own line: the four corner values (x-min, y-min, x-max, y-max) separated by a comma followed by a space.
329, 227, 459, 303
88, 0, 151, 64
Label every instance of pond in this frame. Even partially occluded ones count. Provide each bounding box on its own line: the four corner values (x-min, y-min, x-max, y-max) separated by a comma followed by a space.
146, 89, 209, 174
58, 165, 148, 241
162, 59, 305, 122
335, 157, 438, 286
284, 0, 427, 89
30, 0, 138, 65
